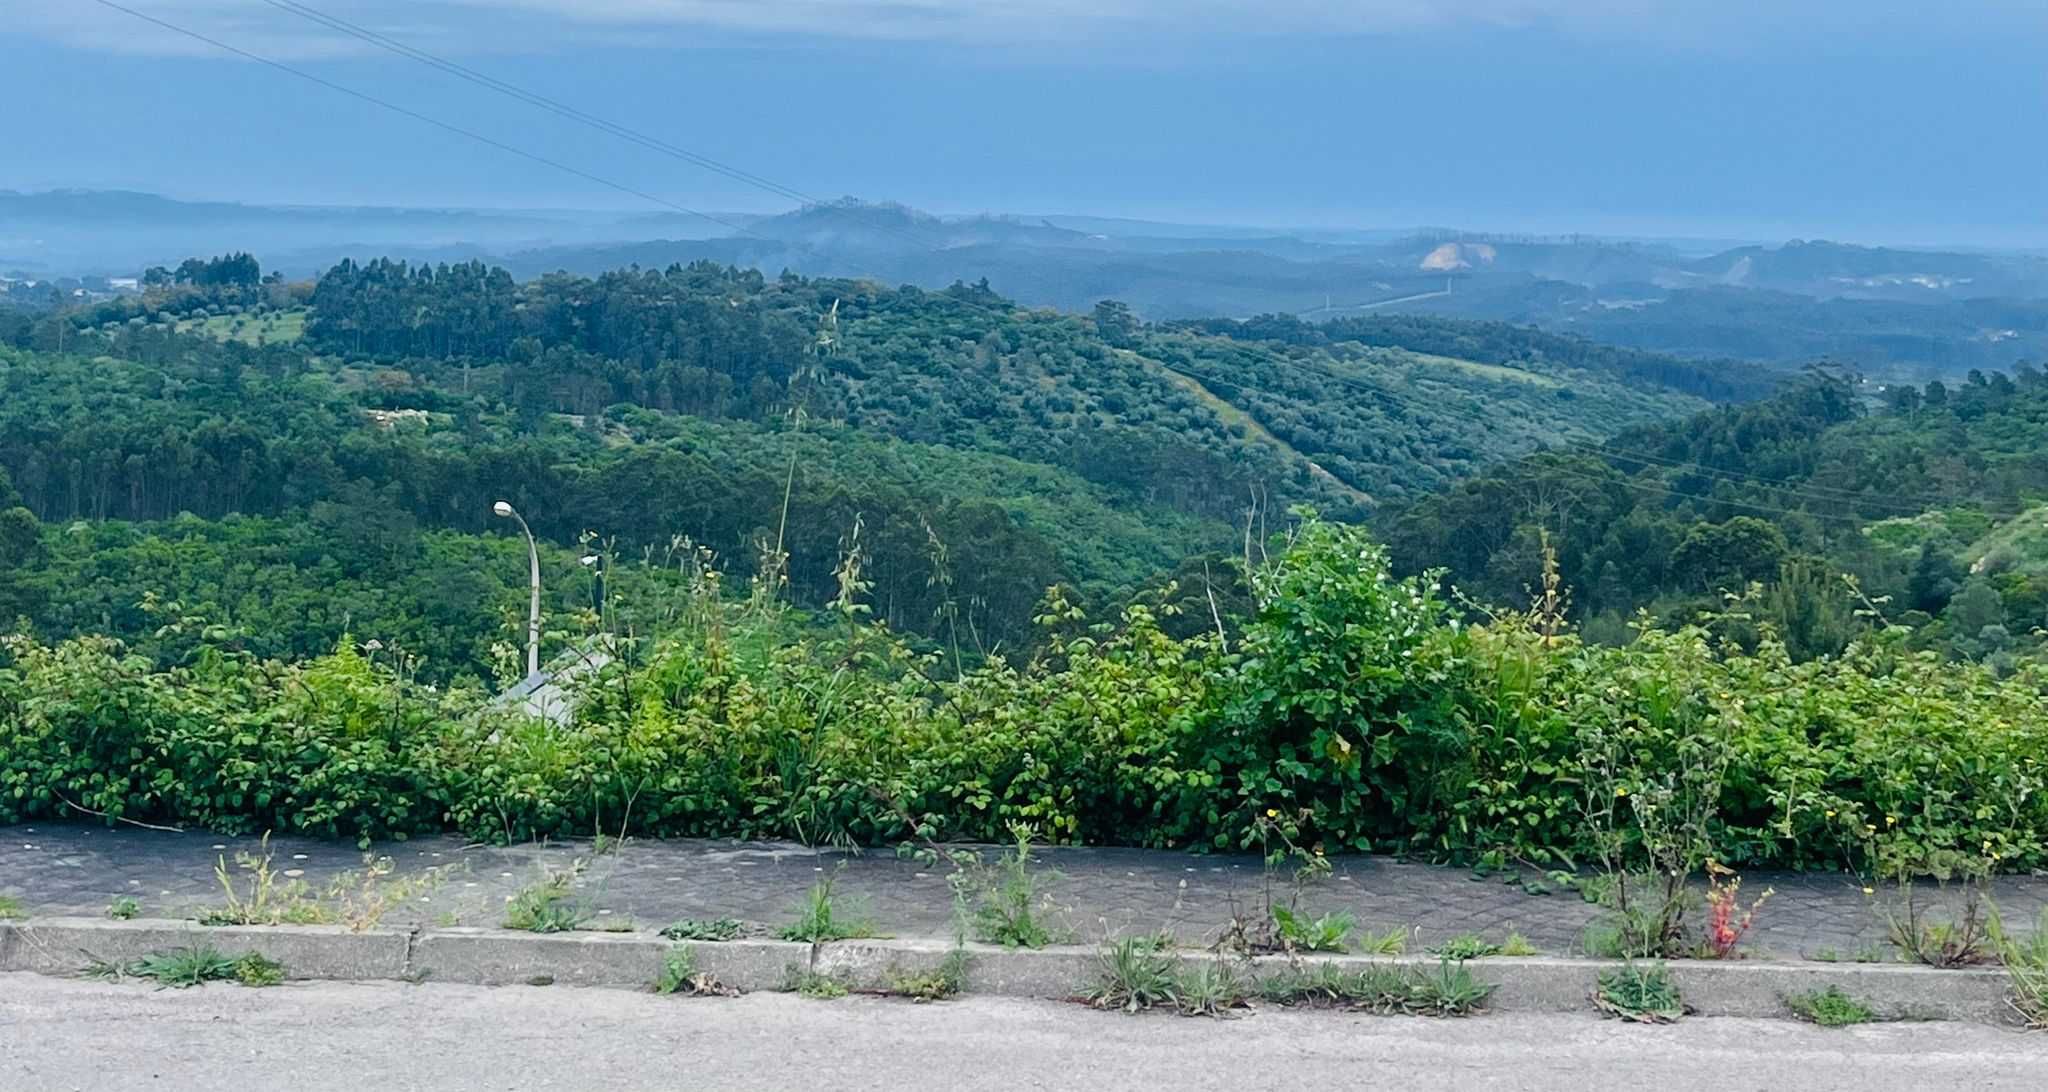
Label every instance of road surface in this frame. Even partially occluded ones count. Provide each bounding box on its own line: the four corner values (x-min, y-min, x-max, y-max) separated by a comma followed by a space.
2, 973, 2042, 1091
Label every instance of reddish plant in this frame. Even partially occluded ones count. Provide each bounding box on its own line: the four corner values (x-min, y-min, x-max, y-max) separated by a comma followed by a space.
1701, 861, 1773, 958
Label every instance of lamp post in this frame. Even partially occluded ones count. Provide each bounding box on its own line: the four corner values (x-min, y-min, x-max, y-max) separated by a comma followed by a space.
494, 500, 541, 679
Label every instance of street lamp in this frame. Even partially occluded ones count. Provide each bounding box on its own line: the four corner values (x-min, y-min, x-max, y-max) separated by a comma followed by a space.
494, 500, 541, 679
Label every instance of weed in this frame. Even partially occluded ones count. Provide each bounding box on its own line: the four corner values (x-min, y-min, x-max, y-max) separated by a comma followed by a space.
1988, 907, 2048, 1028
1499, 931, 1540, 957
1787, 986, 1877, 1027
1258, 959, 1494, 1016
1355, 925, 1409, 955
80, 954, 126, 982
232, 952, 286, 987
785, 968, 850, 999
779, 871, 876, 943
0, 895, 26, 920
654, 945, 696, 993
1698, 862, 1772, 959
1089, 933, 1180, 1013
887, 950, 969, 1002
1271, 905, 1355, 954
1429, 933, 1501, 960
199, 835, 328, 927
128, 946, 239, 989
502, 867, 588, 934
1872, 847, 1991, 968
955, 828, 1062, 949
1403, 959, 1497, 1017
1255, 962, 1353, 1006
106, 896, 142, 921
660, 918, 746, 942
325, 855, 459, 933
1577, 687, 1734, 960
651, 944, 736, 996
1594, 964, 1687, 1023
1171, 959, 1248, 1017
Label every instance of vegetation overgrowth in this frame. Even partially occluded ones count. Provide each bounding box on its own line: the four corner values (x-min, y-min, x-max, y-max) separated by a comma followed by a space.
3, 513, 2040, 881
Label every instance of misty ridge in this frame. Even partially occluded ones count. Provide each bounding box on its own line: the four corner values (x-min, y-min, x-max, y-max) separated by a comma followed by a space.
8, 189, 2048, 381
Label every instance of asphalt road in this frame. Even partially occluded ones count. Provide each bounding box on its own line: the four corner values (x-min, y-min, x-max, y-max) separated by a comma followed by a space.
3, 973, 2043, 1091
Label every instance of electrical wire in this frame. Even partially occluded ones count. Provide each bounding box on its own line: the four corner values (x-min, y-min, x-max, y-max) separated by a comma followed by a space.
92, 0, 763, 241
254, 0, 953, 254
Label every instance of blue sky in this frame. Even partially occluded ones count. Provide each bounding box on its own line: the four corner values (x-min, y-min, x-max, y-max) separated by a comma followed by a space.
9, 1, 2048, 245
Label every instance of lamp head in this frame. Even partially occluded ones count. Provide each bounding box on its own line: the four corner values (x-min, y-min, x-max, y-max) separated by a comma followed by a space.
492, 501, 514, 518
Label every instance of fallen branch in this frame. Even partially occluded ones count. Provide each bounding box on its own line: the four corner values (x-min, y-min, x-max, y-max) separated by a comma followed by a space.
57, 793, 185, 833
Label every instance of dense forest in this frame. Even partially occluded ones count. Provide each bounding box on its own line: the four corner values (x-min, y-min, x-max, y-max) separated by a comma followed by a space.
0, 254, 1720, 682
1383, 366, 2048, 667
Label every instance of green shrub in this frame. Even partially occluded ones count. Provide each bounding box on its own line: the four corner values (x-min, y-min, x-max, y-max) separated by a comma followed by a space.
3, 516, 2044, 881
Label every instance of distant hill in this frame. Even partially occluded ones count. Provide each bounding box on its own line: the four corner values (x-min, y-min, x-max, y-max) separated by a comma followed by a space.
13, 190, 2048, 378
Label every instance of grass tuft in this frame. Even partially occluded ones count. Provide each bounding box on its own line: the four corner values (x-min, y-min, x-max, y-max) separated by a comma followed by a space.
1787, 985, 1877, 1027
1088, 933, 1180, 1013
778, 872, 878, 943
1594, 964, 1687, 1023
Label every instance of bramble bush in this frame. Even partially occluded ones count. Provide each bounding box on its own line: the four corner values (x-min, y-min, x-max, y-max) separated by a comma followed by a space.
2, 516, 2044, 874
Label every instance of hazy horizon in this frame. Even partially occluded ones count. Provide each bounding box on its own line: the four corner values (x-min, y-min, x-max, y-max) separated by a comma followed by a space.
7, 1, 2048, 248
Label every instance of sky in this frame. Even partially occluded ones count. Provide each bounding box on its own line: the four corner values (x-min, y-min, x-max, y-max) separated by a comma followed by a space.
7, 0, 2048, 246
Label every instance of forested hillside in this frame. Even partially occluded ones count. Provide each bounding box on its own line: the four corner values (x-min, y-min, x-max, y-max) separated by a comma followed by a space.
1384, 366, 2048, 666
0, 254, 1720, 681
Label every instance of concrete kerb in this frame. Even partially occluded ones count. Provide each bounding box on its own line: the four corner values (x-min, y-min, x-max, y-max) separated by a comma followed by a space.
0, 917, 409, 980
0, 918, 2020, 1024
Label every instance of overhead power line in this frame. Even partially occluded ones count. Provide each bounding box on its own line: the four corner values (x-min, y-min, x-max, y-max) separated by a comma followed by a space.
93, 0, 764, 241
253, 0, 950, 254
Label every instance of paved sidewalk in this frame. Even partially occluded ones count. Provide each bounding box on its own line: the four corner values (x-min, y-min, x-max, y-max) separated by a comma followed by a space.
3, 822, 2043, 958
